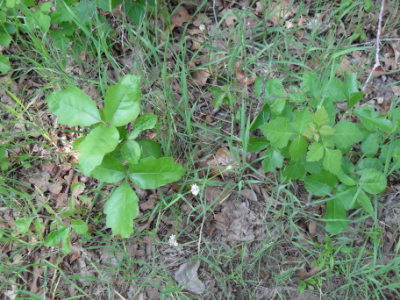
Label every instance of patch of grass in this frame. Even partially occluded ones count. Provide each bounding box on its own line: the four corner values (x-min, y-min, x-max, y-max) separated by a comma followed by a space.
1, 0, 400, 299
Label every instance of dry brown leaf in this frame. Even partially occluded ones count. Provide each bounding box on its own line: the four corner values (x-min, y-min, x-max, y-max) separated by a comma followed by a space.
140, 199, 155, 211
307, 221, 317, 236
193, 13, 212, 27
390, 85, 400, 97
69, 246, 81, 263
337, 57, 354, 75
214, 213, 230, 230
236, 62, 256, 86
205, 186, 224, 203
221, 9, 237, 27
298, 266, 319, 280
49, 181, 63, 194
205, 148, 239, 175
372, 65, 386, 77
239, 189, 258, 201
171, 6, 191, 28
174, 260, 205, 295
55, 193, 68, 208
269, 0, 293, 26
192, 70, 210, 85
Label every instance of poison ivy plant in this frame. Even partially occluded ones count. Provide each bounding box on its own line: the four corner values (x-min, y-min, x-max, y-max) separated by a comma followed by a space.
248, 72, 399, 234
46, 75, 185, 239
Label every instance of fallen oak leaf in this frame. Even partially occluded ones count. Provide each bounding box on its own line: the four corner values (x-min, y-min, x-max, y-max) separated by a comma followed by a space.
298, 265, 319, 280
236, 62, 256, 86
192, 69, 210, 85
202, 148, 239, 176
171, 6, 191, 29
174, 260, 205, 295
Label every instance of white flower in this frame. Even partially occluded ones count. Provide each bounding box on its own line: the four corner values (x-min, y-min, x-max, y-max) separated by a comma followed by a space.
191, 184, 200, 196
168, 234, 179, 247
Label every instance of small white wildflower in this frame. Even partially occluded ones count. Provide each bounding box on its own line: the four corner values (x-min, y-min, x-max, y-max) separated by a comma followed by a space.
199, 24, 206, 31
191, 184, 200, 196
168, 234, 179, 247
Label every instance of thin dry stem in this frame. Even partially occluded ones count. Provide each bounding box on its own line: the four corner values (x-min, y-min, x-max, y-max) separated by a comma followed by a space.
362, 0, 385, 91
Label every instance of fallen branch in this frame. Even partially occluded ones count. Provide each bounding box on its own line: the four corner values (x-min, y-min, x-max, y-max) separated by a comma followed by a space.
362, 0, 385, 91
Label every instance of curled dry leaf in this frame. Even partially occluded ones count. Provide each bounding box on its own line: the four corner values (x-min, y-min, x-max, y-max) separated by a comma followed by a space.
140, 198, 155, 211
174, 260, 205, 295
236, 62, 256, 86
298, 266, 319, 280
307, 221, 317, 236
269, 0, 294, 26
239, 189, 258, 202
372, 65, 386, 77
192, 69, 210, 85
204, 148, 239, 176
171, 6, 191, 28
221, 9, 237, 27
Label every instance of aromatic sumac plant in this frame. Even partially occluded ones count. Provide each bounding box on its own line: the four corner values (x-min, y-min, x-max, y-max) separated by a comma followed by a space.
248, 72, 400, 234
47, 75, 185, 238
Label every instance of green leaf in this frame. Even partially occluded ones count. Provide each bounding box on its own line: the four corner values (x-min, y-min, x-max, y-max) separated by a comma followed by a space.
348, 92, 364, 108
344, 73, 360, 96
354, 107, 393, 133
260, 117, 294, 149
282, 160, 306, 180
301, 72, 321, 100
128, 113, 157, 140
361, 134, 380, 156
121, 140, 141, 165
292, 109, 313, 135
265, 78, 286, 101
313, 107, 329, 126
262, 149, 283, 172
71, 220, 88, 235
254, 77, 264, 98
129, 157, 185, 189
0, 55, 11, 74
26, 11, 51, 32
247, 137, 269, 152
306, 142, 324, 162
250, 104, 270, 131
270, 98, 286, 115
91, 153, 126, 183
323, 148, 342, 175
326, 78, 346, 102
136, 139, 162, 158
357, 189, 373, 216
14, 217, 34, 234
337, 171, 356, 186
359, 169, 387, 194
319, 125, 335, 136
47, 86, 101, 126
332, 120, 365, 149
0, 28, 12, 47
304, 170, 337, 196
324, 198, 348, 235
77, 125, 120, 176
336, 186, 358, 210
104, 181, 139, 238
357, 158, 383, 172
44, 226, 71, 254
289, 136, 307, 161
103, 75, 141, 126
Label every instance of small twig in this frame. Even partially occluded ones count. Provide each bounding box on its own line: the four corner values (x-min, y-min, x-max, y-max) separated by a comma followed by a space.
197, 213, 206, 254
362, 0, 385, 91
351, 37, 400, 47
212, 0, 218, 24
